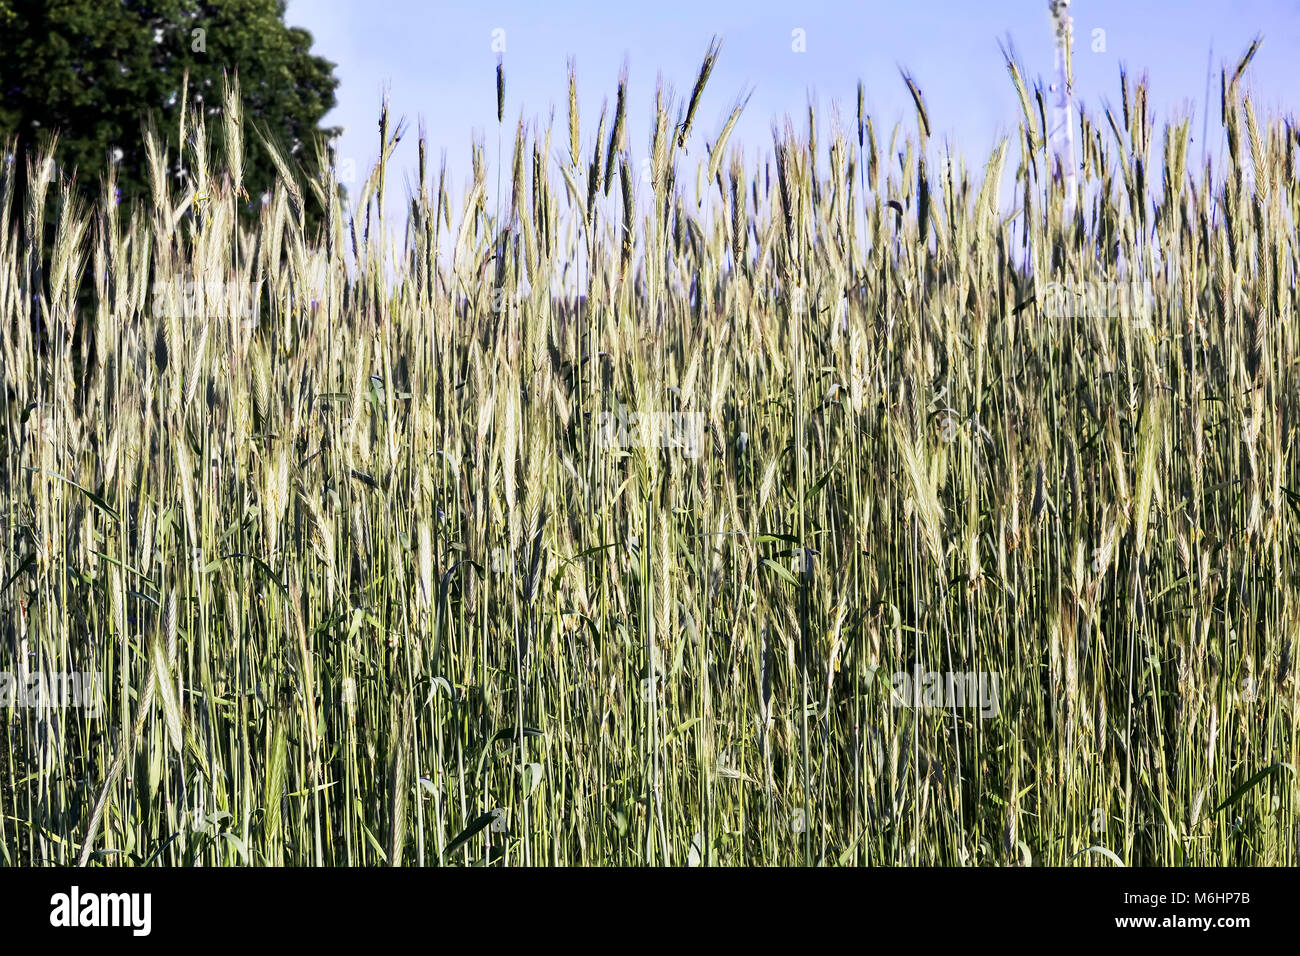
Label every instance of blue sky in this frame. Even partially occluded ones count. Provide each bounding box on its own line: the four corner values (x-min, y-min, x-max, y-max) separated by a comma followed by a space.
283, 0, 1300, 207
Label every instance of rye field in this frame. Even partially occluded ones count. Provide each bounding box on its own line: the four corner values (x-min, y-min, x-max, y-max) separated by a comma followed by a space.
1, 46, 1298, 866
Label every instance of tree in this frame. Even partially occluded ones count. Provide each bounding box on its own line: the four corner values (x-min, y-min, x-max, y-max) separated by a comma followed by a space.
0, 0, 340, 234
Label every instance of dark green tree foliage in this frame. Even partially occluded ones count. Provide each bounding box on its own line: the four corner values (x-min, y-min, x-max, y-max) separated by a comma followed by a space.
0, 0, 340, 234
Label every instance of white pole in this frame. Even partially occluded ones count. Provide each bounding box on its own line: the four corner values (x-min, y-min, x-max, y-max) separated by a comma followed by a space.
1049, 0, 1077, 221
